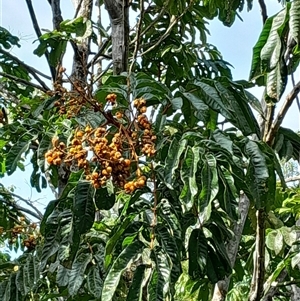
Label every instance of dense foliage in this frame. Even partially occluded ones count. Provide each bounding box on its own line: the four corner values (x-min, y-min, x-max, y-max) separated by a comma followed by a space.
1, 0, 300, 300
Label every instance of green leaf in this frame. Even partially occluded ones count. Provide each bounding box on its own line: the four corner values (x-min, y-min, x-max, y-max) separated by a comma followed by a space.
148, 248, 172, 301
164, 137, 188, 189
105, 213, 139, 268
260, 7, 289, 71
292, 252, 300, 269
265, 59, 287, 102
290, 0, 300, 44
250, 18, 273, 81
101, 241, 144, 301
56, 264, 70, 287
280, 226, 297, 246
94, 185, 115, 210
244, 140, 269, 209
86, 265, 103, 299
126, 265, 146, 301
198, 154, 218, 224
68, 253, 93, 296
73, 181, 95, 235
266, 230, 284, 255
188, 229, 207, 279
6, 140, 32, 175
179, 146, 200, 212
188, 80, 231, 120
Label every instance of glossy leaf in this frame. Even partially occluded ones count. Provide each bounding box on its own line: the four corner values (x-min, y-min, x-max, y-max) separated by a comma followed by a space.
101, 240, 144, 301
68, 252, 93, 296
73, 181, 95, 235
188, 228, 207, 279
126, 265, 146, 301
179, 146, 200, 211
148, 248, 172, 301
164, 137, 188, 189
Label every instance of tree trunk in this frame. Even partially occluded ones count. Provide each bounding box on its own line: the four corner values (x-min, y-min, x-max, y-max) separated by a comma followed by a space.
71, 0, 93, 85
103, 0, 129, 75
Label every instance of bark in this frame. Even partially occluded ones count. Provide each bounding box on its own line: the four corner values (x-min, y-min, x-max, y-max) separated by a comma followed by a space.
211, 191, 250, 301
49, 0, 63, 30
291, 219, 300, 300
104, 0, 130, 74
249, 209, 266, 301
71, 0, 93, 85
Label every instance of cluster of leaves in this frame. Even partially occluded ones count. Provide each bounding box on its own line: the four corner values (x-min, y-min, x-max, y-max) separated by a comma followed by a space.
250, 0, 300, 102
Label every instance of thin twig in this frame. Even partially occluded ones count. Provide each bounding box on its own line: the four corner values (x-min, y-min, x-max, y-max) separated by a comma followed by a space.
0, 72, 48, 92
25, 0, 56, 80
129, 1, 168, 46
284, 176, 300, 183
128, 0, 144, 76
0, 49, 51, 91
140, 1, 195, 57
87, 38, 111, 69
0, 198, 42, 221
2, 191, 43, 219
0, 49, 51, 80
92, 62, 113, 84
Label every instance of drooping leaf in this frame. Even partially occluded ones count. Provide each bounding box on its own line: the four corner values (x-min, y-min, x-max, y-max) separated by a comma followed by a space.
101, 240, 144, 301
94, 185, 115, 210
164, 137, 188, 189
73, 181, 95, 235
86, 265, 103, 299
188, 228, 207, 279
290, 0, 300, 44
126, 265, 146, 301
148, 248, 172, 301
68, 252, 93, 296
179, 146, 200, 212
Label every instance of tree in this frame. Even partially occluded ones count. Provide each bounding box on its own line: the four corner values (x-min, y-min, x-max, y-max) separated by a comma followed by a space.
1, 0, 300, 300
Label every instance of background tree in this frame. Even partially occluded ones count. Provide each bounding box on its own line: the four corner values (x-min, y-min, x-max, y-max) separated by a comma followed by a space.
1, 1, 300, 301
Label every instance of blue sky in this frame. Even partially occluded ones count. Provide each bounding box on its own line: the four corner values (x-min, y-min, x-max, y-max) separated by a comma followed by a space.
0, 1, 298, 208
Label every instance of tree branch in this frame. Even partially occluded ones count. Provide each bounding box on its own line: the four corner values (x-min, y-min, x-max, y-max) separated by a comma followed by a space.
25, 0, 56, 80
48, 0, 63, 30
86, 38, 111, 69
128, 0, 144, 76
249, 209, 266, 301
140, 0, 195, 57
0, 49, 51, 91
0, 197, 42, 221
0, 72, 48, 92
265, 81, 300, 144
74, 0, 84, 18
258, 0, 268, 24
2, 191, 43, 219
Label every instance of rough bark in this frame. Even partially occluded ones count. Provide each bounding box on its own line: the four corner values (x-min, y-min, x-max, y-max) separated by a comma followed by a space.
249, 209, 266, 301
211, 191, 250, 301
104, 0, 130, 75
291, 219, 300, 300
71, 0, 93, 85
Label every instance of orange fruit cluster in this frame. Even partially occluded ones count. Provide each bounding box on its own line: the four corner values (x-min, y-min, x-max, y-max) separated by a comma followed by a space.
85, 129, 132, 189
106, 93, 117, 104
134, 98, 156, 157
45, 137, 66, 166
124, 176, 146, 193
64, 130, 88, 169
45, 94, 157, 193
